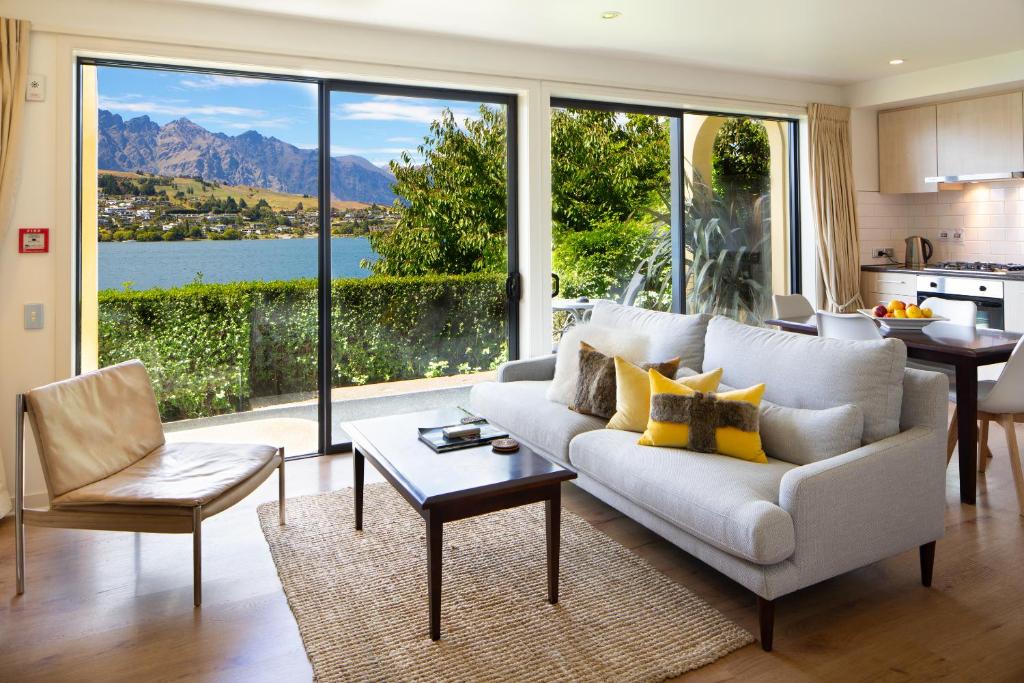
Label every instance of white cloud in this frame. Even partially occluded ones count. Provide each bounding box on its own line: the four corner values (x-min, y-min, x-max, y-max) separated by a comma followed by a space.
211, 117, 294, 130
333, 95, 475, 124
387, 136, 421, 144
99, 96, 267, 119
330, 145, 411, 156
179, 74, 269, 90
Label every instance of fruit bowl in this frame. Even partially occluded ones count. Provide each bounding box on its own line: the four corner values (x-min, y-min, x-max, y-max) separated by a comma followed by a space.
857, 309, 948, 330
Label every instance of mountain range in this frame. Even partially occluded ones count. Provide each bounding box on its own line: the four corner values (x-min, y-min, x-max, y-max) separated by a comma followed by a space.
97, 110, 397, 204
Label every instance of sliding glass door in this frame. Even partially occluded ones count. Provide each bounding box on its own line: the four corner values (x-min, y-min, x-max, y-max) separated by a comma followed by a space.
549, 98, 799, 332
80, 62, 321, 455
682, 113, 798, 324
78, 61, 519, 456
324, 83, 518, 448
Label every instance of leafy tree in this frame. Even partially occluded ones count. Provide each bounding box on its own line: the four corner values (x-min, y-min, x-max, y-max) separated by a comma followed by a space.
368, 106, 670, 277
367, 106, 508, 276
711, 118, 770, 202
551, 109, 669, 237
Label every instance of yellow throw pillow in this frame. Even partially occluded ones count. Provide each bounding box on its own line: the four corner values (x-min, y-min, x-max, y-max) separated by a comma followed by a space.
639, 371, 768, 464
607, 360, 722, 433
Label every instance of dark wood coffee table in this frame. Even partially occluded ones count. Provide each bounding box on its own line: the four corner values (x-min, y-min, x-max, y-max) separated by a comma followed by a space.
341, 408, 576, 640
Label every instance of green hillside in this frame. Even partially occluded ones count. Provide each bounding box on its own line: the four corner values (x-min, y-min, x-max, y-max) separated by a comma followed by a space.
99, 170, 371, 211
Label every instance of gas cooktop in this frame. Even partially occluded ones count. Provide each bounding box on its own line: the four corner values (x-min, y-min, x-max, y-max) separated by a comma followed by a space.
923, 261, 1024, 274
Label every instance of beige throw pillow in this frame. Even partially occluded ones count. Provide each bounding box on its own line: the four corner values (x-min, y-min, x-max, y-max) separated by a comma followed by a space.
546, 323, 649, 405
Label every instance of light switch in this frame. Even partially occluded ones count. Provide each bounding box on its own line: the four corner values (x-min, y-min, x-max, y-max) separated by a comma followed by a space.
24, 304, 44, 330
26, 74, 45, 102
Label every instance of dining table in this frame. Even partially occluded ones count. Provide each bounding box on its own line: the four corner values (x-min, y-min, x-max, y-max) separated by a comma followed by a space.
766, 315, 1022, 505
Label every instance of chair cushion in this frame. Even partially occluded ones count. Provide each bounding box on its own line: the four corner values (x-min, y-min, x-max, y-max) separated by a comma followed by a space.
703, 316, 906, 444
51, 441, 279, 508
590, 302, 710, 372
570, 429, 797, 564
26, 360, 165, 498
469, 381, 605, 464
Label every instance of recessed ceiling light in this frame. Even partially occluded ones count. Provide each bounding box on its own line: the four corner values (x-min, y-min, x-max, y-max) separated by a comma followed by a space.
889, 58, 905, 65
601, 11, 622, 19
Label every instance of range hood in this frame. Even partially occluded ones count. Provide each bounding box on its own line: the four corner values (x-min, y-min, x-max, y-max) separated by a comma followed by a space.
925, 171, 1024, 184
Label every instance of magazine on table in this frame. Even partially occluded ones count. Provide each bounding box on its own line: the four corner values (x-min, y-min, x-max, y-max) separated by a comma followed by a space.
417, 421, 509, 453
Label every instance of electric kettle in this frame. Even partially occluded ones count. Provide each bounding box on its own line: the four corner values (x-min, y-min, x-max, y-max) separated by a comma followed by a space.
905, 235, 933, 268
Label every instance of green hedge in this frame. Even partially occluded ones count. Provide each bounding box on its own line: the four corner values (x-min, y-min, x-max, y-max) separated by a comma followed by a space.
98, 273, 507, 421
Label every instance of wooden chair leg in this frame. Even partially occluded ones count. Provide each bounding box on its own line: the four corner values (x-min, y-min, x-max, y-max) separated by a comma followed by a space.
946, 407, 958, 464
979, 418, 991, 473
757, 596, 775, 652
278, 447, 286, 526
193, 506, 202, 607
919, 541, 936, 587
1000, 416, 1024, 517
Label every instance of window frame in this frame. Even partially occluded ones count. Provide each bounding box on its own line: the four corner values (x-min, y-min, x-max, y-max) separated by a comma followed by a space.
75, 57, 521, 458
549, 97, 802, 312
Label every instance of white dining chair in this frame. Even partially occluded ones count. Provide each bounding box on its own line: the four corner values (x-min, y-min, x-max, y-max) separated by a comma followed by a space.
773, 294, 814, 319
910, 297, 977, 379
815, 311, 883, 341
947, 336, 1024, 515
920, 296, 977, 327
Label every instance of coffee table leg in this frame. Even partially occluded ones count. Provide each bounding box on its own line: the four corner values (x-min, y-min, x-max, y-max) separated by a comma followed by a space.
426, 510, 443, 640
353, 447, 364, 530
545, 485, 561, 604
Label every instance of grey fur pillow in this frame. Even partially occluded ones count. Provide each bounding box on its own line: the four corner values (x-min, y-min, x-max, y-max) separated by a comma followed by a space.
570, 342, 680, 419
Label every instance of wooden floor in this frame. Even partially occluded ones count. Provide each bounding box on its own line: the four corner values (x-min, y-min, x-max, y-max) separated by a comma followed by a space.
2, 421, 1024, 682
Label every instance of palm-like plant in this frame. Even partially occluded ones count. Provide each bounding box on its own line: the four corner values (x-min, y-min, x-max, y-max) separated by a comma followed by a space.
629, 166, 773, 324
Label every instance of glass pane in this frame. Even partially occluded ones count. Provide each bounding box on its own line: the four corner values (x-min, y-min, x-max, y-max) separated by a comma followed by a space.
549, 107, 673, 342
683, 114, 792, 325
87, 65, 320, 455
328, 91, 510, 444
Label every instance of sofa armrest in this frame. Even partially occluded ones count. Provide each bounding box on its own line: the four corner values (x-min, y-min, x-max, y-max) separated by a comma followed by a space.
777, 425, 946, 592
496, 355, 557, 383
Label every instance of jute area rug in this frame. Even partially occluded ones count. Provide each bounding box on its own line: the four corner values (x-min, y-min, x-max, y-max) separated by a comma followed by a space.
258, 484, 752, 682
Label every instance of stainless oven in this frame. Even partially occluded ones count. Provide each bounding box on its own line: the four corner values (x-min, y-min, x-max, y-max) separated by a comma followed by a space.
916, 275, 1004, 330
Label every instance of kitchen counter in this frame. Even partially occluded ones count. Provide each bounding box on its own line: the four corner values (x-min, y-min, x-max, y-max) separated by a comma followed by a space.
861, 264, 1024, 281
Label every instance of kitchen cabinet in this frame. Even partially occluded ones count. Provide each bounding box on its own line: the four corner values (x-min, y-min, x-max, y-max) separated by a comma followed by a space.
1005, 281, 1024, 333
878, 106, 937, 194
861, 270, 917, 307
937, 92, 1024, 177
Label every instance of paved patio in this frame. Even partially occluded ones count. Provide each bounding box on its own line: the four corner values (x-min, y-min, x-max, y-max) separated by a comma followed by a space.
164, 372, 495, 455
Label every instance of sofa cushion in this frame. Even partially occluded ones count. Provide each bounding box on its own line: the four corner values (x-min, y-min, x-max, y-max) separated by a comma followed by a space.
570, 429, 796, 564
703, 316, 906, 444
759, 401, 864, 465
590, 302, 710, 372
470, 381, 605, 464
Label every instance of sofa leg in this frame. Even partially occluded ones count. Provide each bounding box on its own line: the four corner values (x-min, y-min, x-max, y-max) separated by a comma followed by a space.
757, 596, 774, 652
919, 541, 936, 587
193, 506, 202, 607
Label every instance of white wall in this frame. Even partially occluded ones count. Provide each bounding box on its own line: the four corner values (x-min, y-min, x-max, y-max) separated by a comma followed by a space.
1, 0, 840, 502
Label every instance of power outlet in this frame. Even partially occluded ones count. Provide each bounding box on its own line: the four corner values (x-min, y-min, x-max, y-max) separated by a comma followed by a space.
952, 230, 964, 243
938, 230, 950, 241
872, 248, 894, 259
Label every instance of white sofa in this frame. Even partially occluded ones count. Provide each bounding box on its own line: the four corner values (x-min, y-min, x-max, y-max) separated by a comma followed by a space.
470, 302, 948, 651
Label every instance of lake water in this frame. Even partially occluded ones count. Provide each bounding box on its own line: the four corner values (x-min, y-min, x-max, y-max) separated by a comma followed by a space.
98, 237, 376, 290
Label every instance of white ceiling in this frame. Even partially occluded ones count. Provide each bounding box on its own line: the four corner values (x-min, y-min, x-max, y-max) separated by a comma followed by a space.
167, 0, 1024, 85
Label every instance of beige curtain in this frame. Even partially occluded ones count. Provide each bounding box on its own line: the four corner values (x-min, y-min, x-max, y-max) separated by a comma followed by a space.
0, 17, 30, 517
808, 103, 864, 313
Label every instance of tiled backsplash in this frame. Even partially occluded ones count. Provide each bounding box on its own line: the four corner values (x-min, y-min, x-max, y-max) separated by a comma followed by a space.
857, 180, 1024, 265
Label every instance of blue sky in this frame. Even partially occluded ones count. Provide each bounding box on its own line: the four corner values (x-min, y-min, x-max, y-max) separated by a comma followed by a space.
97, 66, 487, 167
